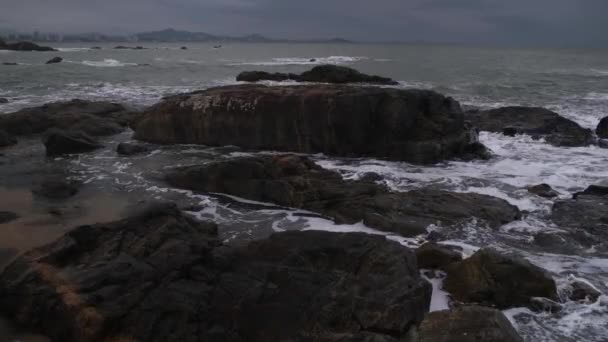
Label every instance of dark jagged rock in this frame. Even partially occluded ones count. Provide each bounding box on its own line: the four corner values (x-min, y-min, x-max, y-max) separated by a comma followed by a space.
116, 142, 151, 156
0, 205, 431, 342
528, 183, 559, 198
0, 39, 56, 52
1, 62, 17, 66
0, 129, 17, 147
597, 116, 608, 139
166, 155, 521, 236
0, 99, 135, 138
465, 106, 594, 147
45, 56, 63, 64
180, 46, 188, 50
0, 98, 7, 103
0, 211, 19, 224
418, 306, 523, 342
573, 184, 608, 198
113, 45, 146, 50
566, 280, 601, 302
32, 177, 81, 199
444, 248, 558, 309
236, 65, 398, 85
135, 84, 489, 164
415, 242, 462, 270
44, 130, 103, 156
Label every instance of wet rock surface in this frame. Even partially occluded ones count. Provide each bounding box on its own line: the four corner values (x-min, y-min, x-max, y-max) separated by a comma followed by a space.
418, 306, 523, 342
0, 204, 431, 342
166, 155, 521, 236
135, 84, 488, 164
444, 248, 558, 309
236, 65, 399, 85
465, 106, 594, 147
45, 56, 63, 64
116, 142, 152, 156
0, 99, 135, 140
31, 176, 81, 200
43, 130, 103, 156
415, 242, 462, 270
527, 183, 559, 198
566, 280, 601, 302
597, 116, 608, 139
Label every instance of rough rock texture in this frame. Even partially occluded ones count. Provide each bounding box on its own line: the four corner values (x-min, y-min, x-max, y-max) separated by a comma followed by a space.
0, 129, 17, 147
415, 243, 462, 270
527, 184, 559, 198
166, 155, 521, 236
465, 106, 594, 147
444, 248, 558, 309
236, 65, 399, 85
0, 211, 19, 224
597, 116, 608, 139
44, 130, 103, 156
32, 177, 81, 199
135, 84, 488, 164
418, 306, 523, 342
566, 280, 601, 302
116, 142, 151, 156
0, 204, 431, 342
0, 99, 135, 139
0, 39, 56, 51
45, 56, 63, 64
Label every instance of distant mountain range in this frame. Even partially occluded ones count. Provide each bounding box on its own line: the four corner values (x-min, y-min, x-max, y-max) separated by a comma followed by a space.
0, 28, 353, 44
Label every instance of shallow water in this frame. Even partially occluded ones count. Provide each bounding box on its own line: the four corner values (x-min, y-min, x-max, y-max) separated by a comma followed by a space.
1, 42, 608, 341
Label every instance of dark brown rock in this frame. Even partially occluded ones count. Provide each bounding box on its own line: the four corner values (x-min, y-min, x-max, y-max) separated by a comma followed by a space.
528, 183, 559, 198
45, 56, 63, 64
0, 204, 431, 342
444, 248, 558, 309
597, 116, 608, 139
135, 84, 488, 164
418, 306, 523, 342
43, 130, 103, 156
465, 107, 594, 147
415, 242, 462, 270
166, 155, 521, 236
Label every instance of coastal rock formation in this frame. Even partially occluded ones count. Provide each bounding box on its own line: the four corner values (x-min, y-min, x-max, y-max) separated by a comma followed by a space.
44, 130, 103, 156
116, 142, 152, 156
45, 57, 63, 64
0, 38, 56, 52
237, 65, 399, 85
135, 84, 488, 164
0, 204, 431, 342
465, 106, 594, 147
418, 306, 523, 342
597, 116, 608, 139
0, 99, 135, 139
527, 183, 559, 198
0, 129, 17, 147
444, 248, 558, 309
415, 242, 462, 270
166, 155, 521, 236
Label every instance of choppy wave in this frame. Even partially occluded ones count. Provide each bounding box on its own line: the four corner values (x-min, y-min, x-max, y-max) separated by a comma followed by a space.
228, 56, 367, 66
82, 59, 138, 67
56, 47, 95, 52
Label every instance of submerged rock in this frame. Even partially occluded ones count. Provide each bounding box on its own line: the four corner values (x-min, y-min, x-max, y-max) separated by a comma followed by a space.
528, 183, 559, 198
0, 211, 19, 224
116, 142, 151, 156
44, 130, 103, 156
418, 306, 523, 342
465, 106, 594, 147
0, 129, 17, 147
444, 248, 558, 309
166, 155, 521, 236
135, 84, 488, 164
32, 176, 81, 199
0, 204, 431, 342
45, 57, 63, 64
0, 99, 135, 139
236, 65, 399, 85
597, 116, 608, 139
0, 39, 56, 52
415, 242, 462, 270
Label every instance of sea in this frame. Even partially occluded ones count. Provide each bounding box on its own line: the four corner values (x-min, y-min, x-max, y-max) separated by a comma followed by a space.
1, 42, 608, 341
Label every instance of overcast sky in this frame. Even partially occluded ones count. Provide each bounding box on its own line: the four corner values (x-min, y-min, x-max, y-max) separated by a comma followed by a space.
1, 0, 606, 46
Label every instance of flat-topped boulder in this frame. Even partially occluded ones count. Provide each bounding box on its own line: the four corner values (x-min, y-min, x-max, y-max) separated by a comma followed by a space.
237, 65, 399, 85
135, 84, 488, 164
166, 155, 521, 236
0, 39, 56, 52
465, 106, 594, 147
0, 99, 136, 139
0, 204, 431, 342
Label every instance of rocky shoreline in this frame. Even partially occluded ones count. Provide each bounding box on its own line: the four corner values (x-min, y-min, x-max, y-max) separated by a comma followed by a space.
0, 66, 606, 341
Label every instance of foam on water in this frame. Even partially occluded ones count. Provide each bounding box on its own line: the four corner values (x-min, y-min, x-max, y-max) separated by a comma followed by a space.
228, 56, 367, 66
81, 59, 138, 67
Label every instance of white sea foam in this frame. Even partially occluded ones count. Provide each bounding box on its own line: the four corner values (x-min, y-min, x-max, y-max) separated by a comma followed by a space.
82, 59, 137, 67
228, 56, 367, 66
56, 47, 94, 52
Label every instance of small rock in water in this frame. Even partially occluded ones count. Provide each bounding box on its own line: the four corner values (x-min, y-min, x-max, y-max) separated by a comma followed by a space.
359, 172, 383, 182
309, 58, 317, 62
528, 183, 559, 198
1, 62, 17, 66
45, 57, 63, 64
116, 142, 151, 156
503, 126, 519, 137
0, 98, 8, 104
0, 211, 19, 224
43, 129, 103, 156
598, 139, 608, 148
32, 176, 81, 200
596, 116, 608, 139
90, 46, 102, 50
415, 242, 462, 270
567, 280, 601, 302
180, 46, 188, 50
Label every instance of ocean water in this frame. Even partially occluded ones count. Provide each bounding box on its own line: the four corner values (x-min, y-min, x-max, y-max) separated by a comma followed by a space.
1, 42, 608, 341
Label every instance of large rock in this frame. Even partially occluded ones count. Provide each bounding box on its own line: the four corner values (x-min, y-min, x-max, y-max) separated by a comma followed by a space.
597, 116, 608, 139
415, 242, 462, 270
0, 204, 431, 342
44, 130, 103, 156
0, 39, 56, 52
444, 248, 558, 309
0, 99, 135, 138
166, 155, 521, 236
237, 65, 399, 85
418, 306, 523, 342
135, 84, 487, 164
465, 106, 594, 147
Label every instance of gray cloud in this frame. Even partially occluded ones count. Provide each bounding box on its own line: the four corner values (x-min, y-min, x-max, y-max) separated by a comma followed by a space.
1, 0, 606, 46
